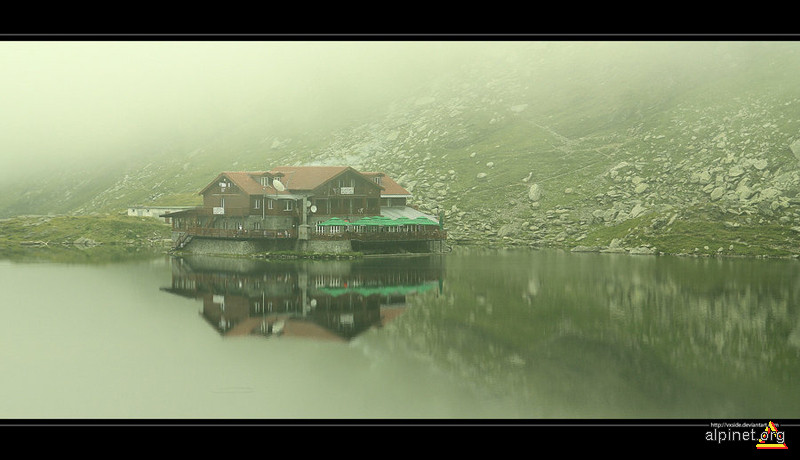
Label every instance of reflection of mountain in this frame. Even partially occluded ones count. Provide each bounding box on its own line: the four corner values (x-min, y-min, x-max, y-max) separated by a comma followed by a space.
161, 255, 443, 342
386, 249, 800, 418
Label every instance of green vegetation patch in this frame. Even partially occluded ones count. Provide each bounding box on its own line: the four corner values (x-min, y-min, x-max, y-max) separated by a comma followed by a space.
639, 219, 798, 257
0, 214, 172, 263
581, 208, 799, 257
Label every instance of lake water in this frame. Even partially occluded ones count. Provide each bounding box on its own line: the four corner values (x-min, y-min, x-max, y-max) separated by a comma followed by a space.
1, 248, 798, 419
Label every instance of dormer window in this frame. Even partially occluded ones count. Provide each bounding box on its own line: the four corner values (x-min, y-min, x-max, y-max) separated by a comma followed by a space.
374, 177, 382, 185
260, 176, 271, 187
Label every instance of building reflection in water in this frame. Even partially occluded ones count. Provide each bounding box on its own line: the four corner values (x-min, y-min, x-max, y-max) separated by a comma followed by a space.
161, 255, 444, 342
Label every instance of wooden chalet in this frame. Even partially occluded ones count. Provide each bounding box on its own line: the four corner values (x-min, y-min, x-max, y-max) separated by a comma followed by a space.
164, 166, 444, 250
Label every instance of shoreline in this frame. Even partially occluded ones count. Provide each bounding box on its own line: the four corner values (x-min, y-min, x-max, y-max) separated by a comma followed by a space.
3, 239, 799, 262
1, 214, 797, 262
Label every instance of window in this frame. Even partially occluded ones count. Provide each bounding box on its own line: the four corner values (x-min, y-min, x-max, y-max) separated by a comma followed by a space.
374, 177, 382, 185
220, 197, 225, 208
260, 176, 271, 187
253, 221, 261, 230
254, 199, 261, 209
283, 200, 293, 211
268, 199, 274, 210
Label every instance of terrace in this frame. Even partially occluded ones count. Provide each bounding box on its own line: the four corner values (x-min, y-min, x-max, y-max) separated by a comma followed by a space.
312, 216, 445, 241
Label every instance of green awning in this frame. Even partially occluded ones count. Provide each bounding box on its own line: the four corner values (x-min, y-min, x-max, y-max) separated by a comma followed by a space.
412, 217, 439, 226
351, 216, 373, 225
318, 217, 352, 226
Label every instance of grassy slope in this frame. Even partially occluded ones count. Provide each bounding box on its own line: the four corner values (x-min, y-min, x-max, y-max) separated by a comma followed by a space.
0, 215, 172, 262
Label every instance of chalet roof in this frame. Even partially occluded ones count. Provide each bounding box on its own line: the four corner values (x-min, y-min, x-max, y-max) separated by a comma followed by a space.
199, 171, 289, 196
198, 167, 408, 197
267, 166, 381, 192
361, 172, 412, 197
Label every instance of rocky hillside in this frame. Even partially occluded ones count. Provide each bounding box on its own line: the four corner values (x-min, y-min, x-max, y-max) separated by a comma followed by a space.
3, 42, 800, 257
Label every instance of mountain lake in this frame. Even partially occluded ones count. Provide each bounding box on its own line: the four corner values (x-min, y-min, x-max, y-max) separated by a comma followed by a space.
1, 248, 798, 419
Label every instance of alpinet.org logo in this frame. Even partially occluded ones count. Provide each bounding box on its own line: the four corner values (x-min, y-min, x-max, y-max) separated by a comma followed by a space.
757, 421, 788, 450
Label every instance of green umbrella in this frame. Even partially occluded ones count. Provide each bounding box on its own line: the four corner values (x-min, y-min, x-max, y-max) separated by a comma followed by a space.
351, 216, 373, 225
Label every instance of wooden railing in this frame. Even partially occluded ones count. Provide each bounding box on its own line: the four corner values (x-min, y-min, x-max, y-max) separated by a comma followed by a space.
186, 227, 297, 239
311, 230, 446, 241
182, 226, 445, 242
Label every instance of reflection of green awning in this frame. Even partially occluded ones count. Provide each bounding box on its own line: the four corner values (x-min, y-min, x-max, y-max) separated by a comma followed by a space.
317, 283, 436, 297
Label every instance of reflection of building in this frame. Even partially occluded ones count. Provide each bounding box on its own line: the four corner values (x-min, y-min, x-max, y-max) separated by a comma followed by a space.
161, 255, 443, 342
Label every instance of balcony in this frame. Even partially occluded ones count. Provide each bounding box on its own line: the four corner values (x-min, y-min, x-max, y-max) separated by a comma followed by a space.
186, 227, 297, 239
311, 229, 446, 242
192, 206, 261, 217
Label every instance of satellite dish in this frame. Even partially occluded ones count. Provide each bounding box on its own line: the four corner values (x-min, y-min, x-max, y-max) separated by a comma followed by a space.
310, 205, 317, 213
273, 180, 285, 191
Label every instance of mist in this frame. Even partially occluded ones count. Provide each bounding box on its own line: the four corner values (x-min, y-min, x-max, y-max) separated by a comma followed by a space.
0, 40, 497, 178
0, 40, 793, 181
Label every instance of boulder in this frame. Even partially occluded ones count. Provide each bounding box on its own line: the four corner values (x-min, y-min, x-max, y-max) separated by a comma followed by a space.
603, 209, 619, 222
729, 165, 745, 177
736, 185, 755, 201
571, 245, 600, 252
73, 237, 100, 247
790, 139, 800, 161
760, 187, 781, 201
629, 203, 647, 219
528, 184, 542, 202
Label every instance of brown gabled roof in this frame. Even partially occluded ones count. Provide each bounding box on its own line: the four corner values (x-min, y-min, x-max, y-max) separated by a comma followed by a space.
198, 167, 409, 197
199, 171, 290, 196
267, 166, 381, 192
361, 172, 412, 196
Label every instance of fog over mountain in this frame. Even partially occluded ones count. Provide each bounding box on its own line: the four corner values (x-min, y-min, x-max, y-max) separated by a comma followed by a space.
3, 40, 800, 255
0, 40, 494, 177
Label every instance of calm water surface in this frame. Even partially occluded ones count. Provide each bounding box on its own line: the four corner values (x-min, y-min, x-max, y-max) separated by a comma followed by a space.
1, 249, 798, 418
